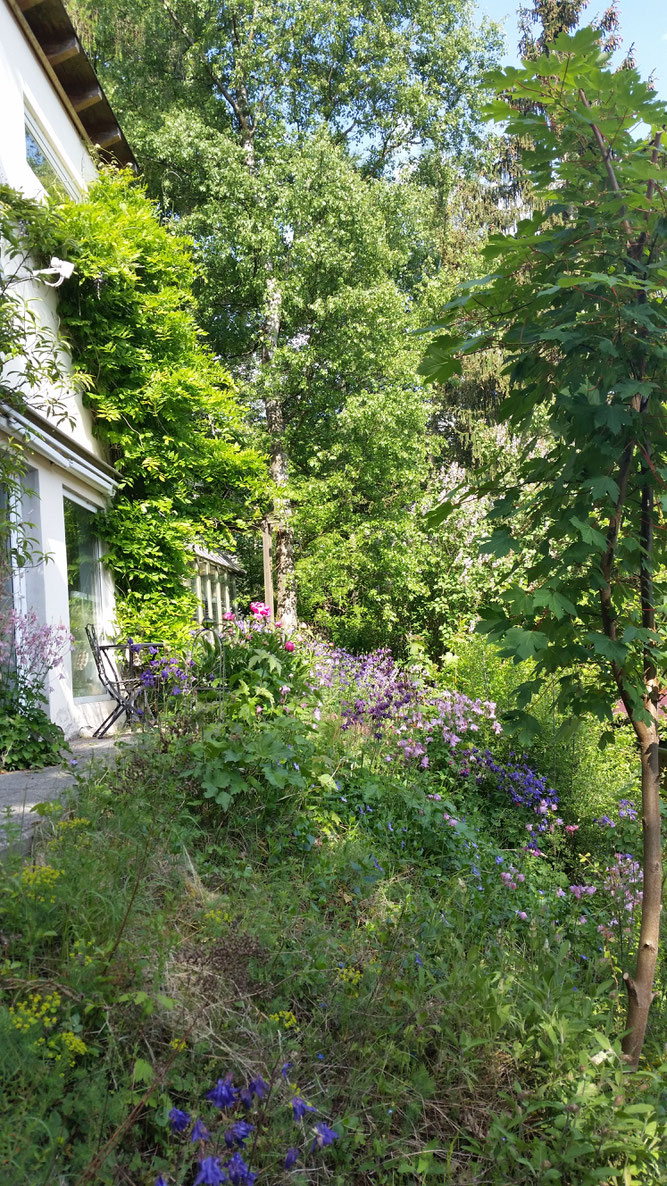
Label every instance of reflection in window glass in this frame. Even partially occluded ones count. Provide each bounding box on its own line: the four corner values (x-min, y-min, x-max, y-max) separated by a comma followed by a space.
25, 123, 71, 200
64, 498, 102, 697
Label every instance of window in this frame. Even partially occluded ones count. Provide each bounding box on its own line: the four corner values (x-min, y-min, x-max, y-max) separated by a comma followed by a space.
24, 110, 79, 200
64, 497, 103, 697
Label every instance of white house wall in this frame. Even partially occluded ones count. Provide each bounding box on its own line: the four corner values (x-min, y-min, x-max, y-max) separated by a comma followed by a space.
0, 1, 120, 737
0, 1, 102, 458
10, 444, 116, 736
0, 3, 97, 198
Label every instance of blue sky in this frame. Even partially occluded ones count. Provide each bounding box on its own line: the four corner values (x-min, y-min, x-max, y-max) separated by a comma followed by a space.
475, 1, 667, 99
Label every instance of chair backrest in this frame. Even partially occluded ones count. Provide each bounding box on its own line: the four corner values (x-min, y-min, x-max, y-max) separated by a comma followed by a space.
85, 624, 123, 699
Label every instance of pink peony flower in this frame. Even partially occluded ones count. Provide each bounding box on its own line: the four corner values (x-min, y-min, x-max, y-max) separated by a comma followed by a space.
284, 640, 295, 652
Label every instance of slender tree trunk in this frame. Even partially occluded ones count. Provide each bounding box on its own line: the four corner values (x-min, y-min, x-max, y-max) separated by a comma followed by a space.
622, 455, 661, 1067
622, 708, 662, 1068
261, 274, 297, 632
264, 392, 297, 632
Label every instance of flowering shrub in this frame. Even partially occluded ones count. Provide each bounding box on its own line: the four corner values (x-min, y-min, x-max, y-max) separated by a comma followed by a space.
0, 608, 71, 703
311, 641, 500, 768
153, 1067, 339, 1184
188, 603, 311, 722
468, 748, 564, 853
0, 608, 70, 768
135, 645, 196, 700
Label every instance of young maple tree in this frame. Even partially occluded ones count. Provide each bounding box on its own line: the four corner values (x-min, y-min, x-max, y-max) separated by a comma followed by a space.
422, 28, 666, 1067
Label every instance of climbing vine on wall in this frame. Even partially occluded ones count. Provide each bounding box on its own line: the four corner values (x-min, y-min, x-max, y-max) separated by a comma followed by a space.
0, 185, 71, 570
53, 171, 267, 640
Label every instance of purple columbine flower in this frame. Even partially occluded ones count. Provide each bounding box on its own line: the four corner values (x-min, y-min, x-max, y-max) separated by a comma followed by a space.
225, 1121, 254, 1148
291, 1096, 317, 1121
168, 1107, 191, 1133
155, 1178, 168, 1186
281, 1062, 293, 1080
310, 1121, 339, 1150
284, 1147, 300, 1169
225, 1152, 256, 1185
191, 1118, 211, 1143
207, 1077, 238, 1109
193, 1157, 227, 1185
249, 1075, 269, 1099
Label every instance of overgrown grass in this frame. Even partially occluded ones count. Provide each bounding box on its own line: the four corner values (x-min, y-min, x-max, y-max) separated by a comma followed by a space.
0, 690, 665, 1185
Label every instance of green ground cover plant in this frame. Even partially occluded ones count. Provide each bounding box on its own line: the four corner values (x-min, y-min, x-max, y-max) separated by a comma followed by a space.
1, 607, 664, 1185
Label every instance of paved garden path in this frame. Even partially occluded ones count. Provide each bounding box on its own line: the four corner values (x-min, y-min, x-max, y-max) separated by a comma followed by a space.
0, 735, 132, 857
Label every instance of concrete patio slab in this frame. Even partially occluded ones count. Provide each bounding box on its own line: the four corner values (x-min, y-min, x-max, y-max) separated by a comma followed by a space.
0, 734, 135, 857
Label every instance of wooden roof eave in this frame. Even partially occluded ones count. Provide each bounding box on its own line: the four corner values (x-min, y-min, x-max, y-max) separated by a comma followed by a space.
6, 0, 136, 171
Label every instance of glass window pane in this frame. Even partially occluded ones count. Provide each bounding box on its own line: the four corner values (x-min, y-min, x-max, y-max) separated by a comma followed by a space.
64, 498, 102, 697
25, 125, 70, 200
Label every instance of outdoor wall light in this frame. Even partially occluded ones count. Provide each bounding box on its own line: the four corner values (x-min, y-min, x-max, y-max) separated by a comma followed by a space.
34, 256, 75, 287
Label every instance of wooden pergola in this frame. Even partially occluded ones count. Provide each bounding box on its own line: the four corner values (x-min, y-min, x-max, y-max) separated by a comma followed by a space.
191, 545, 244, 627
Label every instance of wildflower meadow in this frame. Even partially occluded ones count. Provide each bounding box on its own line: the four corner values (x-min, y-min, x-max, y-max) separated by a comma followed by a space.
1, 602, 664, 1185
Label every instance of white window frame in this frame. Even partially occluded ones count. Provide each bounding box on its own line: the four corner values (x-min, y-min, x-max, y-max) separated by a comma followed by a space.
24, 105, 81, 201
63, 488, 107, 702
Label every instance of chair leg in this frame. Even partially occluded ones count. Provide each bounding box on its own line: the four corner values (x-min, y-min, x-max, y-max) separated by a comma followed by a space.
93, 701, 126, 739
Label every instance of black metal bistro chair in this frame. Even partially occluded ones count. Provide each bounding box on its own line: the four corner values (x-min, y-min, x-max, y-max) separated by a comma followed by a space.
85, 625, 159, 739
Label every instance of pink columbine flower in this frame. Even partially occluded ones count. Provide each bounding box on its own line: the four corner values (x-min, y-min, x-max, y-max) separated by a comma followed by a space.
565, 824, 579, 835
222, 611, 235, 621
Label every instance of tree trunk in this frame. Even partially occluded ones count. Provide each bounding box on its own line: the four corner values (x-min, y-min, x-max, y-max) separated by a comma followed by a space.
261, 273, 297, 632
264, 392, 297, 631
622, 707, 662, 1068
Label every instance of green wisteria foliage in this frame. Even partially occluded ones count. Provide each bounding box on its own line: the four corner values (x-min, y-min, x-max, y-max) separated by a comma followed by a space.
54, 171, 267, 640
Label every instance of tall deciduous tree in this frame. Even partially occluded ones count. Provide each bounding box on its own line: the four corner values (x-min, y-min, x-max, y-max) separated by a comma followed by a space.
422, 28, 666, 1067
518, 0, 620, 58
69, 0, 498, 628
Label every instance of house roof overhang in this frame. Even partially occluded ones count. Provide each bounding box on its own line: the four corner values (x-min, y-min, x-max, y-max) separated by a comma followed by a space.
6, 0, 136, 171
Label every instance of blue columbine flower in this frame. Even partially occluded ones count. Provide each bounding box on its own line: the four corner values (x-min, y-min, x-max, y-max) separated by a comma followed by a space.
191, 1118, 211, 1143
249, 1075, 269, 1098
281, 1062, 293, 1080
239, 1086, 253, 1109
207, 1077, 238, 1109
225, 1151, 256, 1185
155, 1178, 168, 1186
291, 1096, 317, 1121
310, 1121, 339, 1150
284, 1147, 300, 1169
168, 1107, 191, 1133
225, 1121, 254, 1148
193, 1157, 227, 1185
